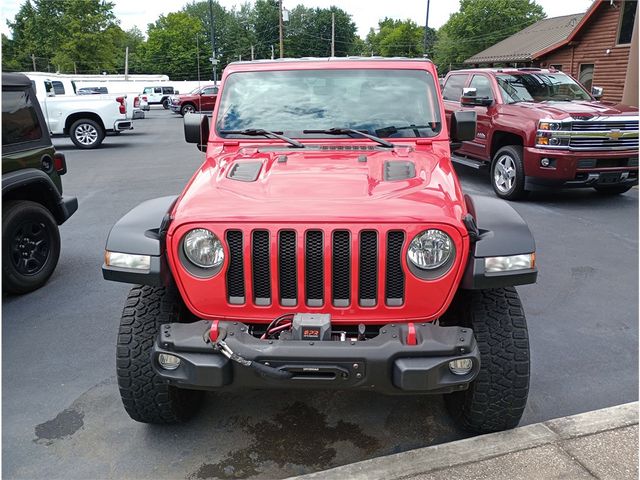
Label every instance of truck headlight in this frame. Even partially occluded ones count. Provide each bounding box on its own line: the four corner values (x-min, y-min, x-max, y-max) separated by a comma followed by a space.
183, 229, 224, 268
485, 253, 535, 273
105, 251, 151, 270
538, 121, 562, 131
408, 229, 453, 270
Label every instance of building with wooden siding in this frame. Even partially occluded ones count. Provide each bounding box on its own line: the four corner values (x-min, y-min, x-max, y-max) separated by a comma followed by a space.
465, 0, 638, 105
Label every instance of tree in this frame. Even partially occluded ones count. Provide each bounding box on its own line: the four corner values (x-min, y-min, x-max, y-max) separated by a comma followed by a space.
143, 12, 207, 80
366, 18, 425, 57
433, 0, 545, 72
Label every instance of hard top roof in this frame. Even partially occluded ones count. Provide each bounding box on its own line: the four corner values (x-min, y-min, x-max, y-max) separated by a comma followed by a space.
227, 56, 433, 66
3, 72, 32, 88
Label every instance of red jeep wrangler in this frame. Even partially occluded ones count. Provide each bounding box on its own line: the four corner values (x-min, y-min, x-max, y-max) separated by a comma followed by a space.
442, 68, 639, 199
103, 58, 537, 434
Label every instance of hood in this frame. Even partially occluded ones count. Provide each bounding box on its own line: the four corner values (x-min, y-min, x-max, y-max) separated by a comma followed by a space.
172, 141, 467, 228
511, 101, 638, 120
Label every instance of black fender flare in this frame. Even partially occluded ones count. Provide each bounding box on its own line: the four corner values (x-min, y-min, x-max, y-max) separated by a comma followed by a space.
2, 168, 78, 225
461, 194, 537, 289
102, 195, 177, 286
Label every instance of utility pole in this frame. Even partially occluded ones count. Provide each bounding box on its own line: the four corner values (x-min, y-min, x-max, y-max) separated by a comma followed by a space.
208, 0, 218, 84
124, 46, 129, 80
31, 53, 36, 71
331, 12, 335, 57
251, 45, 255, 61
74, 62, 77, 74
423, 0, 431, 56
279, 0, 284, 58
271, 44, 275, 60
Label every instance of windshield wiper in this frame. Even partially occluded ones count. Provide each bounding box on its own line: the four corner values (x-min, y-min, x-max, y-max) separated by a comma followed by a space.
374, 124, 438, 137
220, 128, 305, 148
302, 128, 395, 148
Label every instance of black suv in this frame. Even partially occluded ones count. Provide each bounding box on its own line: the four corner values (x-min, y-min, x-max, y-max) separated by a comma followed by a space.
2, 73, 78, 294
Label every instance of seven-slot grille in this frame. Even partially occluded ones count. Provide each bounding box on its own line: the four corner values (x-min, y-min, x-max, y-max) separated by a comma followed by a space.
225, 229, 406, 308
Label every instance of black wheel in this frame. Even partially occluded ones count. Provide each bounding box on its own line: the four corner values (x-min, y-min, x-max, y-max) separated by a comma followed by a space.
593, 185, 633, 195
162, 98, 170, 109
442, 288, 530, 433
181, 103, 196, 116
69, 118, 105, 149
2, 200, 61, 294
491, 146, 527, 200
117, 284, 203, 424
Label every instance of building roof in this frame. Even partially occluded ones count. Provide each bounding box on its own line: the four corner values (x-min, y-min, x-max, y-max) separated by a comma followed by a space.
465, 13, 585, 64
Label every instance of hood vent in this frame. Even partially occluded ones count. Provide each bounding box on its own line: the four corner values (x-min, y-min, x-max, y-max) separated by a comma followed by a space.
384, 161, 416, 181
227, 161, 262, 182
318, 145, 376, 151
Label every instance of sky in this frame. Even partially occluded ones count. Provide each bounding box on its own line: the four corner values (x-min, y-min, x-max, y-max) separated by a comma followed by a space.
1, 0, 594, 38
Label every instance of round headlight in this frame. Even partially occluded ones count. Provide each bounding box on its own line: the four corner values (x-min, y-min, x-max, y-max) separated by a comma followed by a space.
183, 229, 224, 268
408, 229, 453, 270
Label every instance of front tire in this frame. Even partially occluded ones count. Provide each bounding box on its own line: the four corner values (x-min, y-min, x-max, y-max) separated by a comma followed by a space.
2, 200, 61, 294
117, 285, 203, 424
443, 288, 530, 433
69, 118, 105, 149
162, 98, 170, 109
180, 103, 196, 116
491, 146, 527, 200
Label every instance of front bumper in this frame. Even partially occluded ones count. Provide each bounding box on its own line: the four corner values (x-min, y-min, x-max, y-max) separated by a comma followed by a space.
170, 104, 181, 113
114, 120, 133, 131
523, 147, 638, 188
151, 320, 480, 395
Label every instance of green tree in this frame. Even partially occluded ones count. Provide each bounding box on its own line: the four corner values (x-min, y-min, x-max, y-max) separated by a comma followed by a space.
365, 18, 425, 57
143, 12, 207, 80
286, 6, 357, 58
433, 0, 545, 72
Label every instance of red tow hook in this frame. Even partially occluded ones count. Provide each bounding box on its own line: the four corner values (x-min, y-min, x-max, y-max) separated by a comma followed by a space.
209, 320, 220, 342
406, 322, 417, 346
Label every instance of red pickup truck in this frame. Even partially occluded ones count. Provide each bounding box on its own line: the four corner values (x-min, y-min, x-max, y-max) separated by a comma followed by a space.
442, 68, 639, 199
169, 85, 218, 116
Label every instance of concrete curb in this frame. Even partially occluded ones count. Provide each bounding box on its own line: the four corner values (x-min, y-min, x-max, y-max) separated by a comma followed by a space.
288, 402, 638, 480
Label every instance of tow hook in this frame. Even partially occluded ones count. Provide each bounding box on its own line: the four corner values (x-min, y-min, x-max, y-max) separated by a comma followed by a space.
213, 338, 293, 380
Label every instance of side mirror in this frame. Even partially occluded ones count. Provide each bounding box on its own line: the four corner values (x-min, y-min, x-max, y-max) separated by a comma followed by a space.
175, 90, 179, 94
450, 110, 477, 149
184, 113, 210, 152
461, 87, 492, 106
592, 86, 603, 100
213, 86, 219, 95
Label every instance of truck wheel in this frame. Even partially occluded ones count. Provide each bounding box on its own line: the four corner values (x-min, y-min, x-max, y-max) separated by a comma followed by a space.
117, 284, 203, 424
491, 146, 527, 200
162, 98, 170, 109
593, 185, 633, 195
443, 288, 530, 433
2, 200, 61, 294
181, 103, 196, 116
69, 118, 105, 149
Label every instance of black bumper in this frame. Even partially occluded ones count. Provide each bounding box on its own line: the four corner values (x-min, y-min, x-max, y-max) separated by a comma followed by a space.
525, 171, 638, 189
151, 320, 480, 395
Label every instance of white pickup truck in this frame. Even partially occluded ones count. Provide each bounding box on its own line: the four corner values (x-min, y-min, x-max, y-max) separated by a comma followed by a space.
27, 75, 133, 149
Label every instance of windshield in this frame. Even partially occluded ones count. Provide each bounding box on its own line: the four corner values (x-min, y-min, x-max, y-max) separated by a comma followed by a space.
216, 69, 441, 138
497, 73, 591, 103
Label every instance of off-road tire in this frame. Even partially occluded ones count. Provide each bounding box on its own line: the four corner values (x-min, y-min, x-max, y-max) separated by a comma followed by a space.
162, 98, 170, 109
181, 103, 196, 116
593, 185, 633, 195
491, 146, 527, 200
117, 284, 203, 424
443, 288, 530, 433
69, 118, 105, 149
2, 200, 61, 294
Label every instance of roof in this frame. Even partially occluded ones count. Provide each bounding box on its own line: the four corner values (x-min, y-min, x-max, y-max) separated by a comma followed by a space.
2, 72, 32, 87
228, 56, 434, 65
465, 13, 585, 64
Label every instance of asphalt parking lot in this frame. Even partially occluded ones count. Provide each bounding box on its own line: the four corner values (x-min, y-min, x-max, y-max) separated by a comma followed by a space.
3, 108, 638, 480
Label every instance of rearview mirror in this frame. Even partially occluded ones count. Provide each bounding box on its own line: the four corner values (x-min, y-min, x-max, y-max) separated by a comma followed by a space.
450, 110, 477, 148
591, 86, 603, 100
184, 113, 210, 152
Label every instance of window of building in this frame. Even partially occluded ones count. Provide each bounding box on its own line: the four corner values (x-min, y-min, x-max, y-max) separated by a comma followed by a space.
579, 64, 595, 91
442, 74, 468, 101
550, 64, 563, 71
618, 0, 637, 45
469, 75, 494, 100
2, 89, 43, 145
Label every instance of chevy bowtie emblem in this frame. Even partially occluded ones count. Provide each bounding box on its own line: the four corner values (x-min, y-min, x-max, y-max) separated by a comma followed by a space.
607, 130, 623, 140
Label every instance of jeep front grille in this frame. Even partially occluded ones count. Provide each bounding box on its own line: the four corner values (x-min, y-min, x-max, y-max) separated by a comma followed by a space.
225, 228, 406, 308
